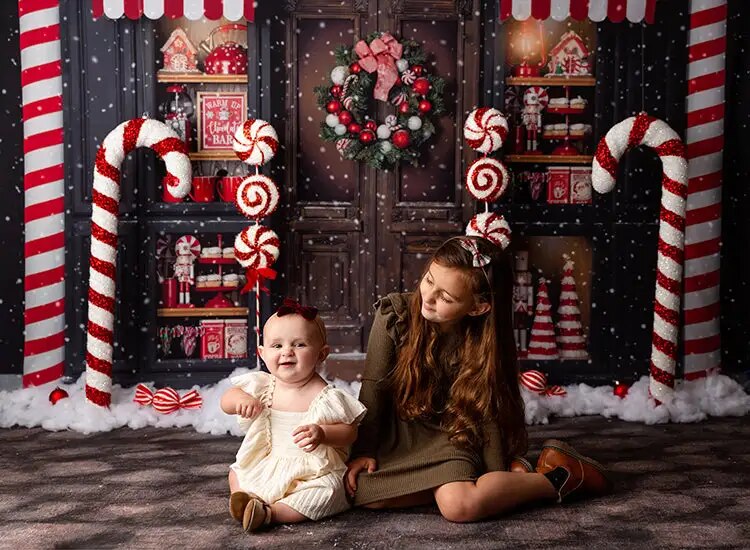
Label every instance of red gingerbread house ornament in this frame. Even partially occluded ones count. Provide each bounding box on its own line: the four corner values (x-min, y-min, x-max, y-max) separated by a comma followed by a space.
161, 28, 200, 73
547, 31, 591, 76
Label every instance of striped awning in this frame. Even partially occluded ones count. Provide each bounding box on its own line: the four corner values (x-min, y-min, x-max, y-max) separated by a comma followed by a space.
500, 0, 656, 23
92, 0, 255, 21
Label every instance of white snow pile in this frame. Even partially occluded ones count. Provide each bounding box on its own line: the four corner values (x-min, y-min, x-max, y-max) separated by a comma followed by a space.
0, 369, 747, 434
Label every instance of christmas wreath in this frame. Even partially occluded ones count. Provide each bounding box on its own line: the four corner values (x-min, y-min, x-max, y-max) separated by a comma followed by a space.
315, 32, 446, 170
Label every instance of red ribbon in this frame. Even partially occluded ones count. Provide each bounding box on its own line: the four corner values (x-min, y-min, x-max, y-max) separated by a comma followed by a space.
133, 384, 203, 414
354, 33, 403, 102
242, 266, 277, 295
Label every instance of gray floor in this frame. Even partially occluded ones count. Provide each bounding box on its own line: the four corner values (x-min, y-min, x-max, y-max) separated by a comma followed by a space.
1, 415, 749, 549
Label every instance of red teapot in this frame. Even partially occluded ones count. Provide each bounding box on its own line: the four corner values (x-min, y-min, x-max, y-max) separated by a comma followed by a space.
200, 24, 248, 75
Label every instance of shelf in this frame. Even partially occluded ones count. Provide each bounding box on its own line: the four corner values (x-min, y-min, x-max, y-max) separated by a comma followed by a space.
542, 133, 588, 141
194, 286, 239, 292
546, 107, 586, 115
506, 76, 596, 87
157, 71, 248, 84
198, 257, 236, 264
505, 154, 593, 164
189, 151, 240, 161
157, 307, 248, 318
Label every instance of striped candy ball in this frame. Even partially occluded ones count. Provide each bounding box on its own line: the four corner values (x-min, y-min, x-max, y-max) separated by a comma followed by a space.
463, 107, 509, 154
234, 225, 280, 270
233, 119, 279, 166
466, 157, 510, 202
466, 212, 511, 250
519, 370, 548, 394
236, 175, 280, 220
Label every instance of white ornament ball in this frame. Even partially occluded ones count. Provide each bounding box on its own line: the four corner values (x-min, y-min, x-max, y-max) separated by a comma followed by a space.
334, 124, 347, 136
331, 66, 349, 86
376, 125, 392, 140
407, 116, 423, 131
325, 114, 340, 128
423, 130, 433, 139
396, 59, 409, 73
381, 141, 393, 153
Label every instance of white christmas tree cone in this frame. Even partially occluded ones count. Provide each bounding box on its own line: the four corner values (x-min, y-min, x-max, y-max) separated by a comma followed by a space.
556, 257, 588, 359
527, 278, 559, 360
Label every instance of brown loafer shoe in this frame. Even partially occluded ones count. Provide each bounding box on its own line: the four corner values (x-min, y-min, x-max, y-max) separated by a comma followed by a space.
509, 456, 535, 473
536, 439, 613, 503
242, 496, 272, 532
229, 491, 251, 522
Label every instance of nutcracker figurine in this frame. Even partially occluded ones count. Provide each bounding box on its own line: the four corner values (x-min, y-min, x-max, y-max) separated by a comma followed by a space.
513, 250, 534, 356
522, 86, 548, 152
174, 235, 201, 307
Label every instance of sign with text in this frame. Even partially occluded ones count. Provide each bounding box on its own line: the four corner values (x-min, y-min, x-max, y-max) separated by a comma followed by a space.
196, 91, 247, 151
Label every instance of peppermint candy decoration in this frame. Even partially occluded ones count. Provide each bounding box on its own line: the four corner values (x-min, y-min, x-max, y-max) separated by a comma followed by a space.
465, 157, 510, 202
523, 86, 549, 108
463, 107, 509, 154
401, 69, 417, 85
592, 113, 688, 404
385, 115, 399, 130
86, 118, 191, 408
342, 96, 354, 111
519, 370, 548, 395
391, 92, 408, 106
236, 174, 280, 220
175, 235, 201, 258
233, 118, 279, 166
466, 212, 511, 250
234, 225, 280, 269
336, 138, 354, 158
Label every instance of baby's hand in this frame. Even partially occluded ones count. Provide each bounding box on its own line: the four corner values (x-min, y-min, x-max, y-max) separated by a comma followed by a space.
292, 424, 323, 452
235, 395, 263, 419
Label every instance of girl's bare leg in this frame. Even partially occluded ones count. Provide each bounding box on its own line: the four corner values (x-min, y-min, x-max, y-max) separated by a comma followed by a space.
433, 472, 556, 522
361, 489, 435, 509
228, 469, 241, 493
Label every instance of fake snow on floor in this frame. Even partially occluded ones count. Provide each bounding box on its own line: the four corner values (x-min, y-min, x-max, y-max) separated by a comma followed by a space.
0, 369, 748, 434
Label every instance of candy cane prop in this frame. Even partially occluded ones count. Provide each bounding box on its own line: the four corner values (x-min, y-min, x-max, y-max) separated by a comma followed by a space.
592, 113, 687, 404
86, 118, 191, 408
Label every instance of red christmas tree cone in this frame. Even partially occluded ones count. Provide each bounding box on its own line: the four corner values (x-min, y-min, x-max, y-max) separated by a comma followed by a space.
527, 278, 559, 360
555, 257, 588, 359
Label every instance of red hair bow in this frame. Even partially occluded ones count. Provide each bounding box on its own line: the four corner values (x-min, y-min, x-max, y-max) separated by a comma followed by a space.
133, 384, 203, 414
276, 297, 318, 320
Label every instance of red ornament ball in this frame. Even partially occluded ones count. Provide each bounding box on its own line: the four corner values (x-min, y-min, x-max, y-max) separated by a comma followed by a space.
418, 100, 432, 114
394, 76, 402, 86
398, 101, 411, 115
326, 100, 342, 114
359, 130, 376, 144
330, 85, 343, 98
412, 64, 424, 76
364, 120, 377, 131
338, 111, 353, 125
412, 77, 431, 96
392, 129, 411, 149
49, 387, 69, 405
347, 122, 362, 134
613, 382, 630, 399
349, 62, 362, 74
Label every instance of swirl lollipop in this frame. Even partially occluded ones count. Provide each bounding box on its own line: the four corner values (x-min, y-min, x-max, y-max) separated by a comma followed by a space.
236, 175, 280, 220
465, 157, 510, 202
233, 119, 279, 166
234, 225, 280, 270
466, 212, 511, 250
463, 107, 509, 154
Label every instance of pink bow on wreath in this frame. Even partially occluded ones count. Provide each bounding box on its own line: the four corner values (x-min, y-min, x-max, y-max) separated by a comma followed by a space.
354, 33, 403, 102
241, 266, 278, 295
134, 384, 203, 414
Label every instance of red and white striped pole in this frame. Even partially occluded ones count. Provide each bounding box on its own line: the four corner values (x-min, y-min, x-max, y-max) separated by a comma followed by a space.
683, 0, 726, 380
19, 0, 66, 387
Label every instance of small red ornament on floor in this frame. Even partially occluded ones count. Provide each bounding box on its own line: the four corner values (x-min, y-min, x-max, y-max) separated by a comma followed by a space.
326, 100, 342, 114
613, 382, 630, 399
412, 78, 431, 96
359, 130, 375, 144
338, 111, 353, 125
49, 387, 69, 404
392, 129, 411, 149
418, 100, 432, 113
349, 62, 362, 74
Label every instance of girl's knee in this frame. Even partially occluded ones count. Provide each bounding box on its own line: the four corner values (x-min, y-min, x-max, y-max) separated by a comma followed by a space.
434, 487, 479, 523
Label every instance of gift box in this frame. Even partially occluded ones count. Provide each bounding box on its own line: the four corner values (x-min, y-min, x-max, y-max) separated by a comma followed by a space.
570, 167, 593, 204
547, 166, 570, 204
225, 319, 248, 359
200, 320, 225, 359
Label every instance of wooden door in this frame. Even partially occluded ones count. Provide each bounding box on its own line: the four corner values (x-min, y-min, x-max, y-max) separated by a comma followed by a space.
280, 0, 481, 377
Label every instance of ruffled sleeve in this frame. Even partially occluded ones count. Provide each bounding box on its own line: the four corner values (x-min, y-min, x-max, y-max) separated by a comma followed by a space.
373, 292, 411, 345
310, 387, 367, 426
229, 371, 273, 433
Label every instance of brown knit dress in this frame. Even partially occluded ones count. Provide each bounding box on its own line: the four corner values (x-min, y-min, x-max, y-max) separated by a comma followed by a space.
351, 292, 506, 506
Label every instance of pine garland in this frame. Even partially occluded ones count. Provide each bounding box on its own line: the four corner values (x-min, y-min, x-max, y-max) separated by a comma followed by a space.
315, 33, 447, 171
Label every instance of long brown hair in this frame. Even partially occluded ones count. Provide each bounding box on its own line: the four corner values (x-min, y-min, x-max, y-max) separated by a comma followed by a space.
390, 236, 527, 463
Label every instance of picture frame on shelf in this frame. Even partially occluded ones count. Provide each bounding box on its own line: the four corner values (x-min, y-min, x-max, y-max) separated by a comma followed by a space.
196, 91, 247, 152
